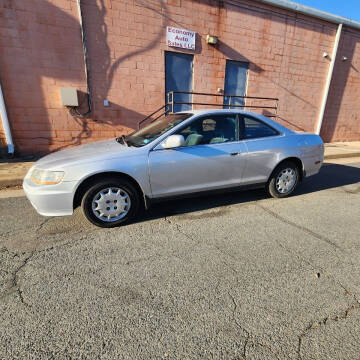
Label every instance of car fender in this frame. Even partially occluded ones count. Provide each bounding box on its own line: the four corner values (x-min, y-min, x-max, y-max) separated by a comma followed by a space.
69, 154, 152, 200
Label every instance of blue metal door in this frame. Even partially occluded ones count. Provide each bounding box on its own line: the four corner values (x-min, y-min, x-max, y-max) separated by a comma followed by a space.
224, 61, 249, 108
165, 52, 193, 112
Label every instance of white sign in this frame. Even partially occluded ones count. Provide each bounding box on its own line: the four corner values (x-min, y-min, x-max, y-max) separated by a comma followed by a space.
166, 26, 196, 50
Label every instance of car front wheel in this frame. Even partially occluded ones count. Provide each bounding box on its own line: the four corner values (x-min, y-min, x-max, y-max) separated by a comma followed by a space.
81, 177, 140, 227
267, 161, 300, 198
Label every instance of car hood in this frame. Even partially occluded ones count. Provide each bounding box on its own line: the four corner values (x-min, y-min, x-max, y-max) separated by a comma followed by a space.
35, 139, 137, 170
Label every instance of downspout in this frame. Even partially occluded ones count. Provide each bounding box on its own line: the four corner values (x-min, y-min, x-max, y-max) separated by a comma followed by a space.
0, 81, 14, 155
315, 23, 342, 135
74, 0, 92, 117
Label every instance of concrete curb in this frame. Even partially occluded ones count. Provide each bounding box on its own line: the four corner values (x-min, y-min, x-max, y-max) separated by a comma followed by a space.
0, 161, 34, 189
0, 178, 23, 189
324, 152, 360, 160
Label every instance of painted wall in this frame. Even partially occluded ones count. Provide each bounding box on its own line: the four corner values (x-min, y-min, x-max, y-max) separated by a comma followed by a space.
0, 0, 358, 154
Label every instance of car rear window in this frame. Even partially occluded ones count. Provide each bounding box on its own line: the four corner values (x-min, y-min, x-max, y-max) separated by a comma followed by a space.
243, 116, 279, 139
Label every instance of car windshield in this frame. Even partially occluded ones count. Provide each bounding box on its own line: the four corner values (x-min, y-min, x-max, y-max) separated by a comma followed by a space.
125, 113, 192, 147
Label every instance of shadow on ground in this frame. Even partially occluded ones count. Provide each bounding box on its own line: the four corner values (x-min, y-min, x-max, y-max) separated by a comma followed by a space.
140, 162, 360, 222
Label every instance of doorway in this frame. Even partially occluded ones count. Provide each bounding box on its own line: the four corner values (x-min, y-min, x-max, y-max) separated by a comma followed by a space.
224, 60, 249, 108
165, 52, 193, 112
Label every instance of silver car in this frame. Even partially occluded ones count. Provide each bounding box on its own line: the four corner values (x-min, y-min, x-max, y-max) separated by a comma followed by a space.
23, 109, 324, 227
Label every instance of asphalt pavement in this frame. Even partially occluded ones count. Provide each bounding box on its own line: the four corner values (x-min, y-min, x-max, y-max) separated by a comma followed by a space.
1, 158, 360, 359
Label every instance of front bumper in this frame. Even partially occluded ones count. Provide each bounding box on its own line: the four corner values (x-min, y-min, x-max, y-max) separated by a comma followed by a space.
23, 177, 77, 217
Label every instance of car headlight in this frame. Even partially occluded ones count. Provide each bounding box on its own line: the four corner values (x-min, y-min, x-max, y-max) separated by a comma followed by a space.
30, 169, 65, 185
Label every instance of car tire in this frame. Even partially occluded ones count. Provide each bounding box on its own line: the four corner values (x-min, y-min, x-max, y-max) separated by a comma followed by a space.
267, 161, 300, 198
81, 177, 141, 228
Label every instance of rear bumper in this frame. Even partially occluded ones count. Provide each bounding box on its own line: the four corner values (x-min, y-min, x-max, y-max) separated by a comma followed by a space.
303, 156, 324, 178
23, 178, 77, 217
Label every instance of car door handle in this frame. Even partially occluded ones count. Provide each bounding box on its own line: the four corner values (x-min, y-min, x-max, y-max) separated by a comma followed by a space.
230, 152, 240, 156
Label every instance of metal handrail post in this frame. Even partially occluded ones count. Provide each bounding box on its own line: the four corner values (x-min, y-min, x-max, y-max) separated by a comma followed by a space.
166, 92, 170, 113
167, 92, 174, 113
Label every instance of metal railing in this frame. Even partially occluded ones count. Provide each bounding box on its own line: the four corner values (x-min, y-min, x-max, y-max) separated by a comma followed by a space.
138, 92, 279, 129
137, 104, 170, 129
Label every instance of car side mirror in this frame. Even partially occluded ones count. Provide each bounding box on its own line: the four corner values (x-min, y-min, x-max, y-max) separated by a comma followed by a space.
161, 135, 185, 149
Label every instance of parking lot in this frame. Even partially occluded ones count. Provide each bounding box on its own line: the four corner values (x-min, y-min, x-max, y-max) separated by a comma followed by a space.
1, 158, 360, 359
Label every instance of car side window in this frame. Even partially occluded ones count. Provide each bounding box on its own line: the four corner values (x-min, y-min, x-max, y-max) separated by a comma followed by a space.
176, 114, 238, 146
241, 116, 279, 139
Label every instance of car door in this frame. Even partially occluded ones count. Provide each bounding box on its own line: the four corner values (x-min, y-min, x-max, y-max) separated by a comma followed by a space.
148, 113, 248, 198
240, 115, 282, 185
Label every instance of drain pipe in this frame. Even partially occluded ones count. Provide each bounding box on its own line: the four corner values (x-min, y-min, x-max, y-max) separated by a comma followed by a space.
0, 82, 14, 155
315, 23, 343, 135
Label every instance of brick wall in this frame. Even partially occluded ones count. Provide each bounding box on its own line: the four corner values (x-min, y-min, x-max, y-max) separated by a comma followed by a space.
321, 28, 360, 142
0, 0, 359, 154
0, 0, 87, 154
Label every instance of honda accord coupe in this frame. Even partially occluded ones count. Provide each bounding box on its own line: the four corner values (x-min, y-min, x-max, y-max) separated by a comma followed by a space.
23, 109, 324, 227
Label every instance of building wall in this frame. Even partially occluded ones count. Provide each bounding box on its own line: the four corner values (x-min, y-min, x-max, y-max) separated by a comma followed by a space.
0, 0, 359, 154
0, 0, 87, 154
321, 28, 360, 142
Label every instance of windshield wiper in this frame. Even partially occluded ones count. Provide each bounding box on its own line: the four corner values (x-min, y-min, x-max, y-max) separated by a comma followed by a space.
116, 135, 129, 146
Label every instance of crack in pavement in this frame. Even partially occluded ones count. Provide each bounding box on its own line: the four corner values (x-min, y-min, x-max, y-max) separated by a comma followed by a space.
163, 215, 273, 360
228, 291, 250, 359
253, 206, 360, 359
264, 224, 359, 298
164, 216, 195, 242
297, 302, 360, 360
257, 202, 359, 297
256, 204, 343, 252
0, 226, 90, 306
36, 217, 54, 232
164, 216, 203, 254
0, 250, 34, 306
211, 243, 240, 275
0, 216, 191, 298
227, 291, 278, 359
0, 216, 55, 240
151, 206, 360, 360
256, 202, 360, 360
106, 216, 197, 267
